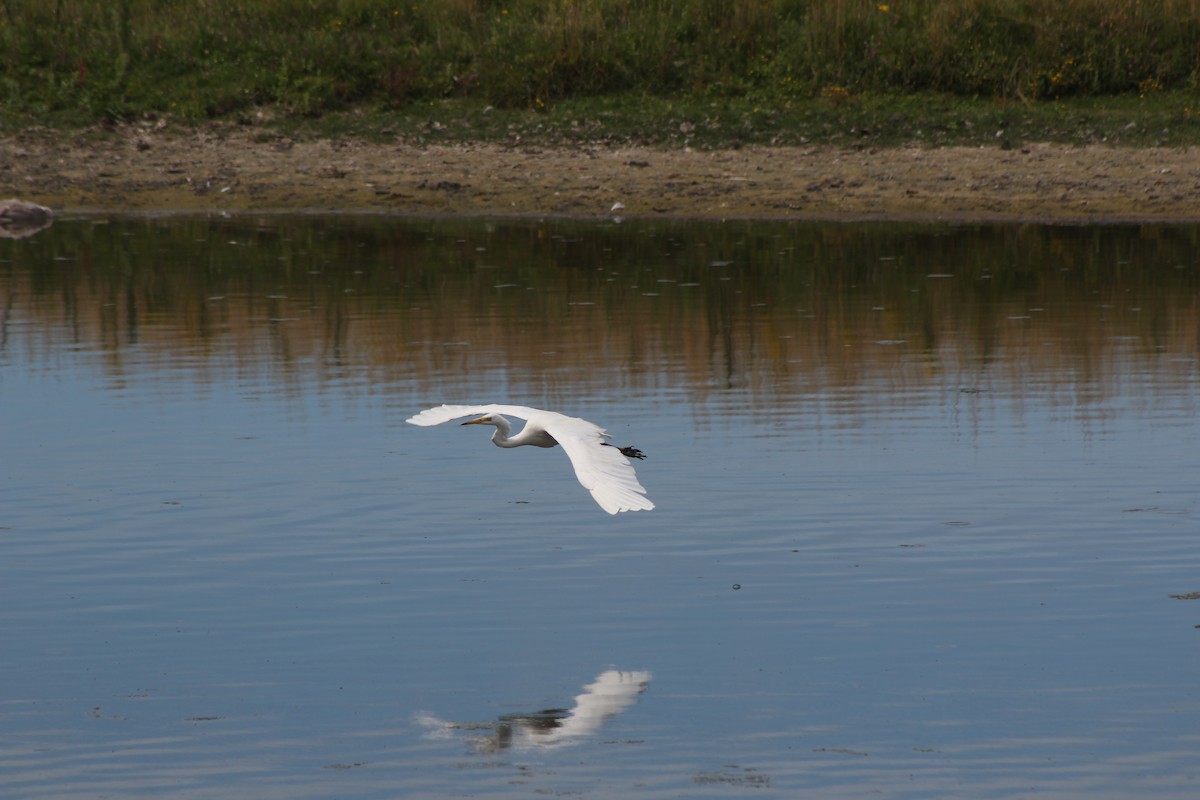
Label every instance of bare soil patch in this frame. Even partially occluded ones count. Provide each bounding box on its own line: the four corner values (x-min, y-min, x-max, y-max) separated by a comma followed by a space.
3, 125, 1198, 222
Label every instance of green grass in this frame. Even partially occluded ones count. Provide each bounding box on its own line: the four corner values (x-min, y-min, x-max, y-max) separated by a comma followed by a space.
2, 0, 1199, 146
272, 91, 1200, 149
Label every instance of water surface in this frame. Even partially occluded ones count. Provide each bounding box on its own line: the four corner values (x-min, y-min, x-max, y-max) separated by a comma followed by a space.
2, 216, 1198, 799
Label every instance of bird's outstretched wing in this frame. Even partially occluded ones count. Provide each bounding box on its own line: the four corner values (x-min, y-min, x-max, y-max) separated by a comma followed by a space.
541, 413, 654, 515
405, 404, 514, 428
405, 404, 654, 514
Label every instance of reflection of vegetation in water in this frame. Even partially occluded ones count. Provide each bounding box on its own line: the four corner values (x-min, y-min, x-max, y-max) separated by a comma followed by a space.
1, 218, 1197, 415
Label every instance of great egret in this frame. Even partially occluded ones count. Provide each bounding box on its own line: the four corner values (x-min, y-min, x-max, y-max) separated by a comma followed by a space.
405, 404, 654, 514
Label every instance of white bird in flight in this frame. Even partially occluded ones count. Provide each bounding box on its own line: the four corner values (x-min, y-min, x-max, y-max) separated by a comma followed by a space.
406, 404, 654, 514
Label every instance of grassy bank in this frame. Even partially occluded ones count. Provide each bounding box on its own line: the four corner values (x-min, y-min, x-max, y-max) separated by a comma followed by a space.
2, 0, 1199, 145
287, 91, 1199, 149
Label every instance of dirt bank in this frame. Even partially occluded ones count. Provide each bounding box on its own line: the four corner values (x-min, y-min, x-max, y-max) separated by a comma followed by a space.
2, 125, 1198, 222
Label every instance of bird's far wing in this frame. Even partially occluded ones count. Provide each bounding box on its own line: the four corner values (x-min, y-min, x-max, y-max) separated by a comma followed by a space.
405, 404, 519, 426
542, 413, 655, 515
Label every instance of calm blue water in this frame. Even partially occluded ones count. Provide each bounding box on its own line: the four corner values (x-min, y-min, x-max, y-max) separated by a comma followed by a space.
2, 216, 1198, 799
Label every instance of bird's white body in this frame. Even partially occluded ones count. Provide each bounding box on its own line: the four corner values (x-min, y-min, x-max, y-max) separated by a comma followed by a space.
406, 404, 654, 515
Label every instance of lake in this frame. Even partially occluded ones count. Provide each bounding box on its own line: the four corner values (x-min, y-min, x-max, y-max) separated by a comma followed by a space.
2, 215, 1198, 799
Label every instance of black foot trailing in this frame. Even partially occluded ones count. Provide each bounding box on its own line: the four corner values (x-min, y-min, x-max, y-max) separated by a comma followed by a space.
602, 442, 647, 459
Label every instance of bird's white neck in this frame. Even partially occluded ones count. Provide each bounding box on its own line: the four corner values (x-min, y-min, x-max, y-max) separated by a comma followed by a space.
488, 415, 519, 447
487, 414, 558, 449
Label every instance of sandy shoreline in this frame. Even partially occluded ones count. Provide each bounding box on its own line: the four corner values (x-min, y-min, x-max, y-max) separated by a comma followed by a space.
2, 125, 1199, 222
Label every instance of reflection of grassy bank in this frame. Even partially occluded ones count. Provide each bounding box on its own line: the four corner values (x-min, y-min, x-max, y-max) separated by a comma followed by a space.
3, 1, 1199, 147
2, 219, 1197, 415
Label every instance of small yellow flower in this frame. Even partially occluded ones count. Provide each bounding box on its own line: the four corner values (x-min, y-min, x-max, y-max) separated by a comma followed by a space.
878, 4, 890, 10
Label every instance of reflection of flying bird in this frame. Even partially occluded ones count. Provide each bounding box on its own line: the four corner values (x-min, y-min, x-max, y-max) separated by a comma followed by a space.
416, 669, 652, 752
529, 669, 652, 745
406, 404, 654, 514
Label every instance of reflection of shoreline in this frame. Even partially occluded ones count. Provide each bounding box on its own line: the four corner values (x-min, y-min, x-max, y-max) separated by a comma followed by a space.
2, 219, 1196, 421
417, 669, 651, 752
